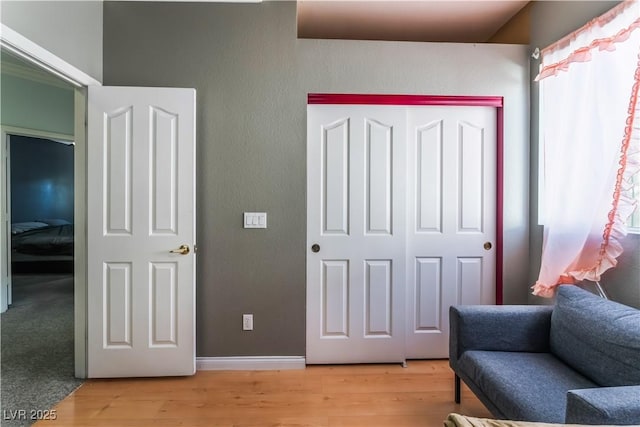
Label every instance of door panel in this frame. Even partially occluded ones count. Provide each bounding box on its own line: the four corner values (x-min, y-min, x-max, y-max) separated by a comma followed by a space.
458, 257, 484, 305
150, 262, 178, 347
458, 121, 485, 232
307, 105, 406, 364
365, 259, 392, 336
323, 118, 350, 235
322, 260, 349, 337
365, 120, 393, 235
416, 121, 443, 233
88, 86, 196, 377
104, 108, 132, 234
405, 106, 496, 359
104, 262, 132, 348
414, 257, 442, 332
150, 107, 179, 235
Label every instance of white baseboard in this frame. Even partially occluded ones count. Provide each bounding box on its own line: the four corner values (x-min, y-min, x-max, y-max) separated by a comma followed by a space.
196, 356, 306, 371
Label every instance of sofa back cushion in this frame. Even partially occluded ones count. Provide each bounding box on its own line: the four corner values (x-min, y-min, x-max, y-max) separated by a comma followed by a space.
550, 285, 640, 387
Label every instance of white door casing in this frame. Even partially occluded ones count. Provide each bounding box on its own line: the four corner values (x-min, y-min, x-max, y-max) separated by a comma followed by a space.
405, 106, 497, 359
307, 100, 498, 363
87, 86, 196, 377
1, 132, 9, 313
307, 105, 407, 364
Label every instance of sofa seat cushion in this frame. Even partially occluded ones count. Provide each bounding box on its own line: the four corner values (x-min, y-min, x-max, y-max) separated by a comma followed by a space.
458, 351, 597, 423
550, 286, 640, 387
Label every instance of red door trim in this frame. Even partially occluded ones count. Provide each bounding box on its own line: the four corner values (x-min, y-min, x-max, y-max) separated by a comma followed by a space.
308, 93, 504, 108
308, 93, 505, 305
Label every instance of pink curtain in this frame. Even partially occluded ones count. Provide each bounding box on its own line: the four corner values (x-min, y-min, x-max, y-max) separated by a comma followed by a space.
533, 0, 640, 298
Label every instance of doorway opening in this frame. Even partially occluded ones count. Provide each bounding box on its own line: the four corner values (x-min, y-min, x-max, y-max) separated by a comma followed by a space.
2, 133, 83, 417
0, 46, 85, 414
10, 135, 74, 276
2, 20, 93, 382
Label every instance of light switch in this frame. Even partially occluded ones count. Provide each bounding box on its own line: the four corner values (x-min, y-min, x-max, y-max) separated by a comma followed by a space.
244, 212, 267, 229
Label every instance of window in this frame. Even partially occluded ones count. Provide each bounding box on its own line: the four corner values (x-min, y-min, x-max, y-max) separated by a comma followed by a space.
533, 1, 640, 297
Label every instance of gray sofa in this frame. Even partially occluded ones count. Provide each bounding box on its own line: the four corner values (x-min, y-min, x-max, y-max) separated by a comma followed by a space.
449, 285, 640, 425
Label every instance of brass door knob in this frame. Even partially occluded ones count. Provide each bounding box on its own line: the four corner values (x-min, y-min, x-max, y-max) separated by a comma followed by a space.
483, 242, 492, 251
170, 244, 190, 255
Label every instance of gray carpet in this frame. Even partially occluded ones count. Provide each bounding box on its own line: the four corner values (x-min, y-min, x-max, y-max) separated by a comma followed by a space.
1, 274, 84, 426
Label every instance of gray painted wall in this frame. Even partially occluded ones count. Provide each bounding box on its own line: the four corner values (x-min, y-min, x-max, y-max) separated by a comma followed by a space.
600, 234, 640, 308
0, 0, 103, 83
104, 1, 530, 357
528, 1, 640, 307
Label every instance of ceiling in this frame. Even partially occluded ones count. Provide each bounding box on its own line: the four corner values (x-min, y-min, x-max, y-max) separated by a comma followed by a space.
107, 0, 530, 43
297, 0, 530, 43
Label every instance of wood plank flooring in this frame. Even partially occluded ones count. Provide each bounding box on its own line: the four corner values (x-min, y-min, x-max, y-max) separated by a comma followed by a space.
35, 360, 491, 427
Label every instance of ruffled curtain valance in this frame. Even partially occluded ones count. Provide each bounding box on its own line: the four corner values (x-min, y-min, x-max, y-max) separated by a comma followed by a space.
536, 1, 640, 81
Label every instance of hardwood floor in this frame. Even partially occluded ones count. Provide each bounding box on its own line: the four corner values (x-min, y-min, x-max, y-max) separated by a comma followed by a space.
36, 360, 491, 427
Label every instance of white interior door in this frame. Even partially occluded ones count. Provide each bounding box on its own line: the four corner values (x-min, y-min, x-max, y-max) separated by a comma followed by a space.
405, 106, 496, 359
307, 105, 407, 364
87, 86, 196, 377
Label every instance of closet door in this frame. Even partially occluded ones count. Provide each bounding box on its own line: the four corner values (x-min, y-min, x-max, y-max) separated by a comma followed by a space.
405, 106, 497, 358
306, 105, 407, 364
306, 98, 499, 363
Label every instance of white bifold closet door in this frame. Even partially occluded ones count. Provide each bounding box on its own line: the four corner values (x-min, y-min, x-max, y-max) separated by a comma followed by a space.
307, 103, 496, 363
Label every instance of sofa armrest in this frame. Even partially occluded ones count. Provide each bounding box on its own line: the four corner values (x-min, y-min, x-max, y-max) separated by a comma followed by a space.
566, 386, 640, 425
449, 305, 553, 368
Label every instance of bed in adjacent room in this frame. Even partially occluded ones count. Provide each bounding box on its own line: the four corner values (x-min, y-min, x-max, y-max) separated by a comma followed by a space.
10, 219, 73, 273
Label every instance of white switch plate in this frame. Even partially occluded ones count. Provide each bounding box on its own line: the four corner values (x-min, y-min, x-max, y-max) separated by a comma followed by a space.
244, 212, 267, 229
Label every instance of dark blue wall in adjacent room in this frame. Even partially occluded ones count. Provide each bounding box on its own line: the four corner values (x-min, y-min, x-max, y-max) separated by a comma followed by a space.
10, 135, 74, 223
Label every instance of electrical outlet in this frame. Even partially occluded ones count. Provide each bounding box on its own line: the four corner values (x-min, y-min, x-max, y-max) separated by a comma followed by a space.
242, 314, 253, 331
